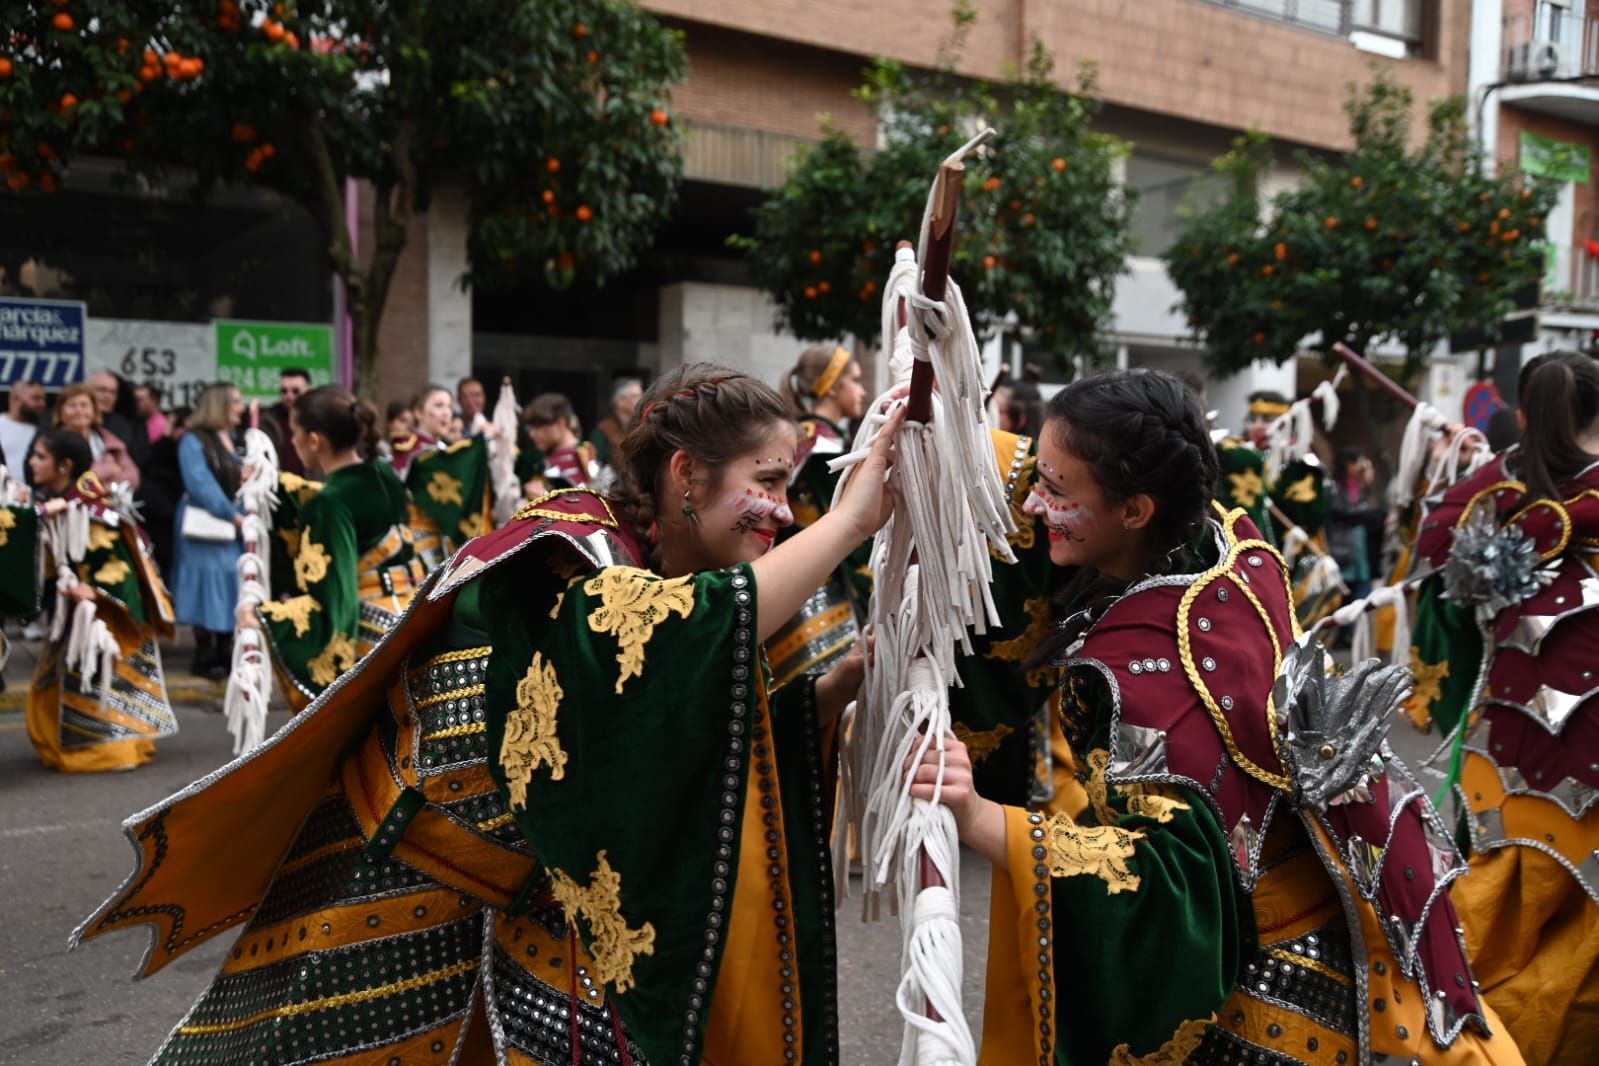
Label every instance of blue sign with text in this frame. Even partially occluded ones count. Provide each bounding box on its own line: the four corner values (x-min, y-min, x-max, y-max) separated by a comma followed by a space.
0, 297, 88, 389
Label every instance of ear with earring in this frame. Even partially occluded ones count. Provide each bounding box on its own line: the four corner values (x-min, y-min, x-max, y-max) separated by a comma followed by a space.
681, 489, 697, 522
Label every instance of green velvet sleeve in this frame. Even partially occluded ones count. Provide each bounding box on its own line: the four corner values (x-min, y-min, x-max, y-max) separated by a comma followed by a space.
1050, 784, 1246, 1065
1215, 440, 1275, 542
0, 505, 41, 617
83, 518, 146, 626
406, 437, 493, 542
1272, 458, 1331, 538
258, 491, 360, 698
483, 561, 833, 1064
1405, 574, 1483, 738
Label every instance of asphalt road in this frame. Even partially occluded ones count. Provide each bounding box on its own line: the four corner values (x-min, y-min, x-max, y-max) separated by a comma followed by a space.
0, 638, 991, 1065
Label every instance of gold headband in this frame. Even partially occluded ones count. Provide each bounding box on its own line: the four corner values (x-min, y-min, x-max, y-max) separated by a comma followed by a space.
811, 347, 852, 398
1248, 400, 1291, 418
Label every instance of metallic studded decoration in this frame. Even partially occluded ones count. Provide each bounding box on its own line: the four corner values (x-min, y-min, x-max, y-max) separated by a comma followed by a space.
489, 932, 647, 1065
1026, 812, 1056, 1063
57, 637, 177, 751
1441, 505, 1557, 624
1238, 922, 1359, 1039
411, 649, 491, 774
1191, 1023, 1313, 1066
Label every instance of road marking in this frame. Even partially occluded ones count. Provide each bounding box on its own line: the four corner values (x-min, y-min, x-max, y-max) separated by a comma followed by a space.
0, 818, 117, 840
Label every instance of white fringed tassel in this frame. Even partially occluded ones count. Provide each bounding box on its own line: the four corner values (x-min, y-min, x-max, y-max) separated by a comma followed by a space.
224, 428, 280, 754
489, 379, 522, 526
830, 197, 1004, 1063
1314, 581, 1413, 668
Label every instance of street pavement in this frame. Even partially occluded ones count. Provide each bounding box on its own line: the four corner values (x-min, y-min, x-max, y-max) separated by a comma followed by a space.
0, 635, 991, 1064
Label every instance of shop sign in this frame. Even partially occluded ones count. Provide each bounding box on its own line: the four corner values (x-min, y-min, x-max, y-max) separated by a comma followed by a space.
215, 319, 336, 402
87, 319, 216, 410
0, 297, 87, 388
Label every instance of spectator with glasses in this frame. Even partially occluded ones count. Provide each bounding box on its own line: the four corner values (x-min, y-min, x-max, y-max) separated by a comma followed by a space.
263, 368, 311, 476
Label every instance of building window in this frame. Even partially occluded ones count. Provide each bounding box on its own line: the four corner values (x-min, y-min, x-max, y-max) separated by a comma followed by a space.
1198, 0, 1427, 52
1127, 152, 1223, 259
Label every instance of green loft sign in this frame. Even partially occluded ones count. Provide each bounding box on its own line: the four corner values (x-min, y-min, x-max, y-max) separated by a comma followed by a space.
215, 320, 336, 401
1519, 130, 1591, 184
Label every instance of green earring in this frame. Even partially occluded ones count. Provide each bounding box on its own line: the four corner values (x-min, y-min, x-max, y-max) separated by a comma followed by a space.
682, 489, 696, 521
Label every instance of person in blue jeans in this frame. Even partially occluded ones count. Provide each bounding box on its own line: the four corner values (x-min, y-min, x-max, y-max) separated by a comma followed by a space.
173, 383, 245, 680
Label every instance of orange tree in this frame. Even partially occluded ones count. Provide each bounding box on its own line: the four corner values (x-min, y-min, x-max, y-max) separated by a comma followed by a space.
1165, 73, 1559, 381
733, 36, 1133, 368
0, 0, 684, 395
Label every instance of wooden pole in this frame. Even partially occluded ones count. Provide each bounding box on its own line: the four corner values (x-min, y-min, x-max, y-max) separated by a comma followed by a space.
1330, 342, 1420, 411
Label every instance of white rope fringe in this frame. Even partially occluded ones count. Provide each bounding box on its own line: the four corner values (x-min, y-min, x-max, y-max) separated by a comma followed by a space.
224, 428, 280, 755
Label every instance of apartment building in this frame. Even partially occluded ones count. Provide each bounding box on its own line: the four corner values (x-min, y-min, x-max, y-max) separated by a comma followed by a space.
463, 0, 1475, 429
2, 2, 1480, 431
1473, 0, 1599, 402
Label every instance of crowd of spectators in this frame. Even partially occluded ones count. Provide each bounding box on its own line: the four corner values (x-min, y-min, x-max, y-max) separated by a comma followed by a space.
0, 369, 647, 677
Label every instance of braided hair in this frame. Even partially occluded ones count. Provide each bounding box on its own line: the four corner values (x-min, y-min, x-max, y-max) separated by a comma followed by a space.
610, 363, 794, 566
1048, 368, 1219, 560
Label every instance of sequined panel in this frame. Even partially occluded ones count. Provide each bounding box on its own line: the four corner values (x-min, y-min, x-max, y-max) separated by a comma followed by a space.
411, 650, 490, 774
156, 921, 482, 1064
764, 578, 858, 690
1193, 1025, 1312, 1065
1240, 922, 1358, 1039
60, 638, 176, 748
358, 599, 402, 648
490, 932, 648, 1066
253, 796, 433, 928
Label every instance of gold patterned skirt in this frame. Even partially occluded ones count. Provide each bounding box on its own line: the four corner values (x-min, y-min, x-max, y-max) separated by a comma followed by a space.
26, 632, 176, 773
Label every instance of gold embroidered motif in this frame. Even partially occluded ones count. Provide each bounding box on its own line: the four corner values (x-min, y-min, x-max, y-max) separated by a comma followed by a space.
0, 507, 15, 549
584, 567, 696, 694
1109, 1015, 1216, 1065
261, 595, 321, 637
278, 526, 302, 563
458, 512, 488, 538
279, 472, 323, 503
1282, 473, 1318, 504
983, 596, 1056, 687
953, 722, 1014, 763
1227, 468, 1265, 510
294, 538, 332, 591
427, 471, 464, 507
1043, 811, 1143, 894
500, 652, 567, 810
1083, 749, 1191, 826
1404, 647, 1449, 730
307, 632, 358, 687
549, 850, 656, 993
1005, 453, 1037, 552
93, 558, 131, 587
87, 521, 116, 553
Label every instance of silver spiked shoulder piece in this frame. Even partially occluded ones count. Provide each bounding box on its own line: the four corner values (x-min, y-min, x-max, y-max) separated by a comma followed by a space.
1441, 504, 1557, 624
1273, 638, 1410, 812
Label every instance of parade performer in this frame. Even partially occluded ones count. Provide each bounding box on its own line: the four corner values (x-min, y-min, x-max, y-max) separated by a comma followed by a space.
766, 344, 872, 688
0, 465, 40, 682
521, 392, 599, 494
588, 376, 643, 472
1406, 350, 1599, 1065
913, 369, 1519, 1065
241, 386, 425, 712
26, 429, 177, 773
77, 363, 900, 1065
393, 383, 493, 569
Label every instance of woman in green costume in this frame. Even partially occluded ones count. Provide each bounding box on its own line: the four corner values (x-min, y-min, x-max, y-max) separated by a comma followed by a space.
912, 370, 1517, 1065
26, 428, 177, 773
80, 363, 901, 1065
392, 383, 494, 569
240, 386, 425, 710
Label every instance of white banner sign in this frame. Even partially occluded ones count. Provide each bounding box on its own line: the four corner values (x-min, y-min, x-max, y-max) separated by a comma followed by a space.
86, 319, 216, 410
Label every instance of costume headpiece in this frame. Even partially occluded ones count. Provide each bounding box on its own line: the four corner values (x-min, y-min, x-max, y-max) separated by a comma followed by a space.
811, 347, 852, 398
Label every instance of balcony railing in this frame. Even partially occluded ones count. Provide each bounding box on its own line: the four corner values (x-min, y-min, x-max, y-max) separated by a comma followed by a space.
1503, 1, 1599, 82
1561, 242, 1599, 310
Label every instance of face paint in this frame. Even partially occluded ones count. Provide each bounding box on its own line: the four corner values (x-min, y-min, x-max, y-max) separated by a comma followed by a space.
728, 488, 794, 534
1024, 486, 1093, 543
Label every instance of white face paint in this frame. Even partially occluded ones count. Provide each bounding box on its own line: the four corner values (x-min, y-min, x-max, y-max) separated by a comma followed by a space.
727, 488, 795, 533
1023, 485, 1094, 543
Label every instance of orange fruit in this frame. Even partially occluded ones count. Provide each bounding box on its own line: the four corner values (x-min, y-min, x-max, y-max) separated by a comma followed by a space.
818, 280, 831, 293
546, 158, 560, 173
59, 92, 78, 110
36, 142, 55, 159
862, 280, 877, 297
1051, 157, 1066, 171
0, 58, 14, 78
1252, 331, 1266, 344
541, 189, 555, 204
285, 31, 299, 49
1364, 217, 1377, 231
804, 286, 818, 299
1323, 216, 1338, 229
260, 143, 276, 159
808, 249, 823, 266
164, 50, 181, 67
1225, 252, 1239, 265
573, 22, 588, 38
982, 255, 997, 270
587, 50, 599, 64
1273, 242, 1286, 260
650, 108, 669, 126
115, 88, 132, 102
1458, 221, 1471, 233
1498, 208, 1511, 220
52, 12, 73, 31
1260, 265, 1275, 277
575, 204, 593, 221
0, 153, 15, 171
1502, 229, 1520, 242
1350, 176, 1363, 189
1022, 212, 1035, 226
232, 123, 257, 142
139, 66, 160, 83
264, 21, 285, 42
983, 176, 1001, 191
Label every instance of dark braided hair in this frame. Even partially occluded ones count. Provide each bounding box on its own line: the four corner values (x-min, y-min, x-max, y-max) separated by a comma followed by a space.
1050, 368, 1219, 558
610, 363, 794, 567
1029, 368, 1220, 668
294, 385, 381, 458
